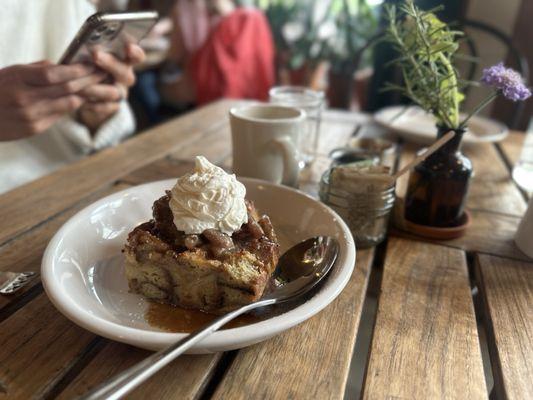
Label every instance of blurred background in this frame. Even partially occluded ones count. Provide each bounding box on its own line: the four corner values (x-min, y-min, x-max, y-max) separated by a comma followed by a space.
102, 0, 532, 132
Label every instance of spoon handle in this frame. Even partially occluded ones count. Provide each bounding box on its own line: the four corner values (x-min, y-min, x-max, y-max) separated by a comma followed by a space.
80, 298, 276, 400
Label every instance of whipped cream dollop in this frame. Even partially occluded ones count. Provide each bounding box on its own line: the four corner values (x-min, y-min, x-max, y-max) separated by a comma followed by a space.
169, 156, 247, 235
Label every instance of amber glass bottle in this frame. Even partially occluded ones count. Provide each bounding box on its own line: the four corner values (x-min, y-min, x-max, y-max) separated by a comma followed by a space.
404, 126, 473, 227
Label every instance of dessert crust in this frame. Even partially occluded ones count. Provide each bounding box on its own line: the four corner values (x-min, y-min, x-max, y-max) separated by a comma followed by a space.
124, 194, 280, 314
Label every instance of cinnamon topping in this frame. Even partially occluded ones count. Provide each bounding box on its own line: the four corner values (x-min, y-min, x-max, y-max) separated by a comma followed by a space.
138, 193, 278, 263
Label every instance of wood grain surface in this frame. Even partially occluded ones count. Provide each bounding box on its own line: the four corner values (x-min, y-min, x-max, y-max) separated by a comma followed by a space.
1, 101, 531, 399
118, 157, 194, 186
392, 209, 529, 262
168, 122, 232, 164
497, 131, 530, 200
498, 131, 525, 168
0, 100, 235, 246
0, 183, 131, 312
0, 294, 96, 399
362, 238, 487, 400
56, 343, 221, 400
465, 143, 526, 215
476, 254, 533, 400
213, 249, 374, 400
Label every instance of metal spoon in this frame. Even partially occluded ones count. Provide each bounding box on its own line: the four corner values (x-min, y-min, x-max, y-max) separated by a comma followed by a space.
80, 236, 339, 400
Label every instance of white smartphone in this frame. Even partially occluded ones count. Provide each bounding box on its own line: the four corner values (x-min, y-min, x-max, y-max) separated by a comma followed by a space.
60, 11, 158, 64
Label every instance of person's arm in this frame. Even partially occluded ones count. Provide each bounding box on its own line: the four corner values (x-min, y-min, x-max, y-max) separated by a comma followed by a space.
49, 101, 135, 153
78, 43, 144, 132
0, 62, 104, 141
52, 43, 145, 154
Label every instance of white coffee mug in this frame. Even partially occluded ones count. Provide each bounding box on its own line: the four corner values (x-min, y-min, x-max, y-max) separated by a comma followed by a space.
230, 104, 304, 186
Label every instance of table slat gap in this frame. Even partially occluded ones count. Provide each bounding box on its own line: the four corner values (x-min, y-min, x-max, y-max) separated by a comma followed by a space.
468, 258, 497, 398
195, 351, 239, 400
41, 337, 106, 400
345, 239, 389, 398
0, 282, 43, 326
474, 253, 533, 400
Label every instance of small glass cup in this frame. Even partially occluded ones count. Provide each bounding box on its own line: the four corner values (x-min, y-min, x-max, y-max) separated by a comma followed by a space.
269, 86, 324, 168
319, 166, 395, 248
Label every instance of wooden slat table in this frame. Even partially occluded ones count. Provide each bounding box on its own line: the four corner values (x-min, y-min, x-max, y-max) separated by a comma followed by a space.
0, 99, 531, 399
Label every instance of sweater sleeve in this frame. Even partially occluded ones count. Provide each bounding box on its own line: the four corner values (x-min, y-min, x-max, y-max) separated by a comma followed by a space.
51, 100, 136, 154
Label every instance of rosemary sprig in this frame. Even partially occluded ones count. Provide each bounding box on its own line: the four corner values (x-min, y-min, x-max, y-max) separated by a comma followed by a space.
385, 0, 464, 129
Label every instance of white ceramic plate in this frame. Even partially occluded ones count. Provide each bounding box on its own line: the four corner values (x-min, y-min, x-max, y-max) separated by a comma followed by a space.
374, 105, 508, 146
42, 178, 355, 353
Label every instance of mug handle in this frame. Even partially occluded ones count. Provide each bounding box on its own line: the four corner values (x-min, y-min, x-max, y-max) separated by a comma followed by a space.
272, 136, 299, 186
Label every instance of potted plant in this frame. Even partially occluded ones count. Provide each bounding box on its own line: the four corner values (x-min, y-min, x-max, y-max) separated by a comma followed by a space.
257, 0, 333, 87
385, 0, 531, 228
323, 0, 379, 109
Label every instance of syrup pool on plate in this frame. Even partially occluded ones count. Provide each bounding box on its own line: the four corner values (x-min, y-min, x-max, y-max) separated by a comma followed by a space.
145, 302, 267, 333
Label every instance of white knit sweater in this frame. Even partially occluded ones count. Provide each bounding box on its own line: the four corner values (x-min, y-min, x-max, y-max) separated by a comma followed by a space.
0, 0, 135, 194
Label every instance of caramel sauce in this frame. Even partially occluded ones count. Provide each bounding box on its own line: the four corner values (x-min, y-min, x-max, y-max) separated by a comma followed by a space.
145, 302, 267, 333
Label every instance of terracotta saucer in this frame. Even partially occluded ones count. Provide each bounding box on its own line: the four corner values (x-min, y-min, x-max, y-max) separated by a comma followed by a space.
402, 210, 472, 240
392, 197, 472, 240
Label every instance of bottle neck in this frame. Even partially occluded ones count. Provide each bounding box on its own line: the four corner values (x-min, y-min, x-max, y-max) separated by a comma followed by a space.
436, 126, 465, 153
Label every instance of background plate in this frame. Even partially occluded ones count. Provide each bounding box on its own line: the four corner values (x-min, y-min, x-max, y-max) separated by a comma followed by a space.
374, 105, 508, 146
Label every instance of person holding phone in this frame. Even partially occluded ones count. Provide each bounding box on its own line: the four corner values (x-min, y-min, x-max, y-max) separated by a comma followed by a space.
0, 0, 146, 194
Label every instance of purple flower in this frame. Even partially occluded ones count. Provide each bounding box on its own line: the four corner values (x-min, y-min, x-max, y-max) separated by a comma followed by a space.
481, 62, 531, 101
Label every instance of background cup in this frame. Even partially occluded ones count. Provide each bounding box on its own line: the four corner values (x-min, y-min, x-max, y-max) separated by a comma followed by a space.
230, 104, 305, 187
269, 86, 324, 168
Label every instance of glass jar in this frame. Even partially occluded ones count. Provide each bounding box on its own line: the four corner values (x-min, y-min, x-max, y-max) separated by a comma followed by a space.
329, 137, 396, 169
347, 137, 396, 169
319, 168, 396, 248
269, 86, 324, 167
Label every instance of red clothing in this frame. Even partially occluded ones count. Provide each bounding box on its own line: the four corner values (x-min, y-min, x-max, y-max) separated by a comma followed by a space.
191, 8, 275, 105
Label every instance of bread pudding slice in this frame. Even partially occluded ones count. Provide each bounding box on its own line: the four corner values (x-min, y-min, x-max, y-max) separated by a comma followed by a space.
124, 193, 280, 314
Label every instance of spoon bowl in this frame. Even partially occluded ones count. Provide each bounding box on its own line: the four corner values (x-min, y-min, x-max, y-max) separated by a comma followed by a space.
81, 236, 339, 400
266, 236, 339, 301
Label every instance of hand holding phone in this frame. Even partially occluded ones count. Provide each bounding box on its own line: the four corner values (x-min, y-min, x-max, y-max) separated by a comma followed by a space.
60, 11, 157, 131
60, 11, 158, 65
77, 43, 146, 131
0, 62, 104, 141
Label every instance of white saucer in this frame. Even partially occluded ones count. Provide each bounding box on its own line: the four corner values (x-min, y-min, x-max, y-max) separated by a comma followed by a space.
41, 178, 355, 352
374, 105, 508, 146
